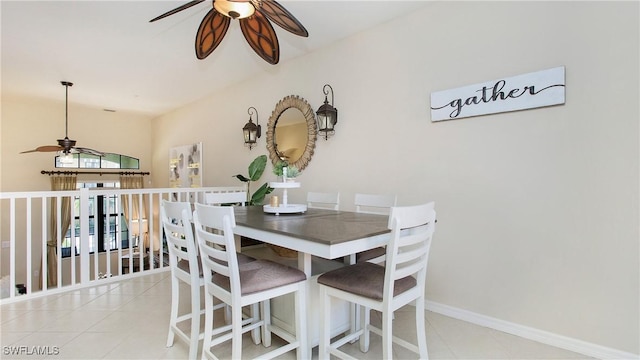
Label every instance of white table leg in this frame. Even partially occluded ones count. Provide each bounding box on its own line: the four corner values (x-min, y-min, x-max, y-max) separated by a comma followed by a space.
298, 251, 312, 278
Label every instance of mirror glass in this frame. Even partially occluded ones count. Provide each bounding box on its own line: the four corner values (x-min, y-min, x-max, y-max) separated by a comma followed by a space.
266, 95, 317, 171
274, 108, 307, 164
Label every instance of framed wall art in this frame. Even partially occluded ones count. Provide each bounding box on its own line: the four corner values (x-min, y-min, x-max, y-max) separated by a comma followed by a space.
169, 142, 202, 188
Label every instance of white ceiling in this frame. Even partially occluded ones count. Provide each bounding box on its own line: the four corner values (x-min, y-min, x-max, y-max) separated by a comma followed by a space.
1, 0, 431, 117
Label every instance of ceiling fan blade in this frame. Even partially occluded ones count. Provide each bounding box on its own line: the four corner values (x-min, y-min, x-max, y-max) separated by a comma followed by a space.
240, 12, 279, 64
195, 9, 231, 59
73, 147, 106, 157
256, 0, 308, 37
20, 145, 64, 154
149, 0, 205, 22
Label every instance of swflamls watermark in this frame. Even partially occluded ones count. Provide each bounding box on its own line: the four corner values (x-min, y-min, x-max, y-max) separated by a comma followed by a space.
3, 345, 60, 356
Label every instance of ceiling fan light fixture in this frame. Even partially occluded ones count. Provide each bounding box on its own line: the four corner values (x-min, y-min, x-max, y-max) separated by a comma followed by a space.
150, 0, 308, 64
57, 150, 75, 164
214, 0, 255, 19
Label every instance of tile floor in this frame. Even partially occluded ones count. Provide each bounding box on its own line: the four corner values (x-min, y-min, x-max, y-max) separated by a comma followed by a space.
1, 271, 594, 359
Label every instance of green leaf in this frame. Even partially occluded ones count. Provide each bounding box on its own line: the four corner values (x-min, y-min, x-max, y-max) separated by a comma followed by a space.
272, 160, 288, 176
248, 155, 267, 182
233, 155, 272, 204
250, 182, 274, 205
233, 174, 250, 182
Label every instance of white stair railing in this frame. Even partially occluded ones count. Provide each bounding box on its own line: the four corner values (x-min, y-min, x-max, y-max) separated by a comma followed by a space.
0, 186, 244, 303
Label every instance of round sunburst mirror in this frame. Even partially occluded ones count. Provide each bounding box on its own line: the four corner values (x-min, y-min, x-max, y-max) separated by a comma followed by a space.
266, 95, 317, 172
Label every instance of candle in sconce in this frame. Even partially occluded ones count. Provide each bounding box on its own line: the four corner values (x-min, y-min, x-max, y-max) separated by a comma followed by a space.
270, 195, 279, 207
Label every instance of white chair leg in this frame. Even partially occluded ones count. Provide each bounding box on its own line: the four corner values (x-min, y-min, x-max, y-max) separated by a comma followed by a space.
295, 283, 308, 360
250, 303, 261, 345
348, 302, 358, 343
359, 305, 371, 353
261, 300, 272, 347
188, 286, 200, 360
166, 276, 178, 347
231, 306, 243, 359
319, 286, 330, 360
201, 293, 214, 360
382, 310, 393, 359
416, 297, 428, 359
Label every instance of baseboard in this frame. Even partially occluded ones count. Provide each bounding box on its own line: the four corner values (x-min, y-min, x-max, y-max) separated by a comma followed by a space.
425, 300, 638, 360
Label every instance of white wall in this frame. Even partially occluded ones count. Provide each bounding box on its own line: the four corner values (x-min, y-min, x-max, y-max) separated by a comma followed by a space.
1, 94, 154, 284
151, 1, 639, 355
1, 94, 154, 191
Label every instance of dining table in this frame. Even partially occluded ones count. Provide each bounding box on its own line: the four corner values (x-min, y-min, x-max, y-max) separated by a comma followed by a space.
233, 206, 391, 276
232, 205, 392, 349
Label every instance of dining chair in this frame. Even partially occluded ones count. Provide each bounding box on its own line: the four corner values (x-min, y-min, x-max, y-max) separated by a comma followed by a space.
200, 192, 262, 324
161, 200, 208, 360
162, 199, 258, 359
317, 202, 436, 360
193, 203, 308, 360
307, 191, 340, 210
354, 193, 397, 264
204, 191, 265, 251
204, 191, 248, 206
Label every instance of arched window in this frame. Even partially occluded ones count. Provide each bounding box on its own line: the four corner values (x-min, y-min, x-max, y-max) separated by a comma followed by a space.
55, 153, 139, 169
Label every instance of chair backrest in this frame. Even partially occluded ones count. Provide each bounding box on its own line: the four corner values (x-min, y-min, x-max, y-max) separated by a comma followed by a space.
307, 191, 340, 210
204, 191, 248, 206
383, 202, 436, 302
160, 199, 200, 282
193, 203, 240, 299
354, 193, 397, 215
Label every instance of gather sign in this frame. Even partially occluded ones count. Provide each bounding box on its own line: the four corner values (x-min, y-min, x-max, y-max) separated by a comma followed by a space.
430, 66, 565, 122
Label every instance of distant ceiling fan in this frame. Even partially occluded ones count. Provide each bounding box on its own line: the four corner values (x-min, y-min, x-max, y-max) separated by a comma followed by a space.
150, 0, 308, 65
20, 81, 105, 157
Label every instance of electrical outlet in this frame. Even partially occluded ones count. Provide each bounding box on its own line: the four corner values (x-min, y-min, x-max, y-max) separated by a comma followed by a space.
1, 241, 10, 248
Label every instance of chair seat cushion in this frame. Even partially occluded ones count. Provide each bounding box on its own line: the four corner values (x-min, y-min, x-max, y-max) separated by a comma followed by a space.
177, 257, 202, 277
317, 262, 416, 300
356, 246, 386, 263
178, 252, 256, 277
236, 252, 258, 265
213, 259, 306, 295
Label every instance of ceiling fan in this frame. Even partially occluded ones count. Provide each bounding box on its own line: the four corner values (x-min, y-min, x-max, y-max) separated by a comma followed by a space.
150, 0, 308, 65
20, 81, 105, 157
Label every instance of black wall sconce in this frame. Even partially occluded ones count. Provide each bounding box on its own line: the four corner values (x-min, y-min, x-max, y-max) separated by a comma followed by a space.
316, 84, 338, 140
243, 106, 261, 150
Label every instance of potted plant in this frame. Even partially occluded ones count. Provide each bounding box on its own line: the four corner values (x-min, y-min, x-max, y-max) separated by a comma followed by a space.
233, 155, 273, 205
273, 160, 299, 181
285, 165, 299, 181
272, 160, 288, 178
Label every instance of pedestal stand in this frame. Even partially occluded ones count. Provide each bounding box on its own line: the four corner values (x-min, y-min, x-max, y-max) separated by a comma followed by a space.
263, 182, 307, 215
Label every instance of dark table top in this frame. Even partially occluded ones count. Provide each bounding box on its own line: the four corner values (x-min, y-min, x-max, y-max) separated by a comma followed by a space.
233, 206, 390, 246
